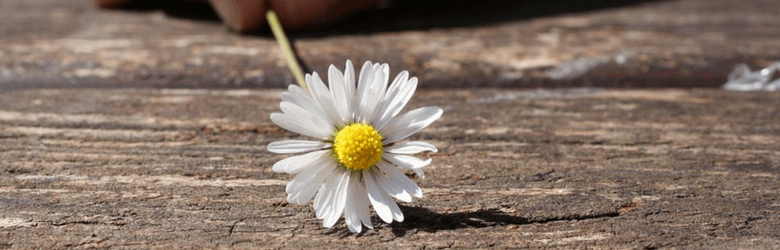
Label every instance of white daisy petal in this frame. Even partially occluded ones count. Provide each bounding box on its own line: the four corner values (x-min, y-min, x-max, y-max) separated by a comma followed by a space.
286, 160, 338, 205
385, 141, 438, 154
362, 64, 389, 123
364, 172, 394, 223
272, 156, 297, 174
382, 106, 443, 144
278, 102, 334, 133
371, 74, 404, 127
324, 171, 350, 228
281, 85, 330, 123
282, 154, 330, 191
283, 150, 330, 174
355, 61, 374, 122
354, 176, 373, 229
390, 205, 404, 222
314, 168, 344, 219
308, 72, 342, 126
413, 169, 426, 179
273, 150, 329, 174
372, 171, 405, 222
375, 175, 412, 202
384, 153, 432, 170
372, 71, 408, 123
267, 140, 329, 154
344, 60, 356, 115
344, 175, 362, 233
377, 161, 423, 199
374, 162, 413, 202
376, 77, 418, 130
385, 190, 405, 222
386, 71, 409, 103
292, 166, 338, 205
295, 170, 339, 206
345, 206, 360, 233
270, 112, 331, 139
357, 62, 389, 123
328, 65, 350, 122
385, 152, 429, 178
375, 64, 390, 96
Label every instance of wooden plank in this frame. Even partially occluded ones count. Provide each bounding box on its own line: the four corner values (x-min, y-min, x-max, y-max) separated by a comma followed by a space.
2, 0, 780, 88
1, 88, 779, 248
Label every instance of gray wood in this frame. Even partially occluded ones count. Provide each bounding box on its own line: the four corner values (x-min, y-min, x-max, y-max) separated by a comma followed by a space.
2, 88, 779, 249
1, 0, 780, 89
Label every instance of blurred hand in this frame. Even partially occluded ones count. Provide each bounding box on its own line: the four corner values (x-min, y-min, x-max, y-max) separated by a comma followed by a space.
93, 0, 385, 32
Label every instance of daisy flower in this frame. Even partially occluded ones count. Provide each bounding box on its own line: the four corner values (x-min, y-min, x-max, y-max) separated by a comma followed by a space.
267, 60, 442, 233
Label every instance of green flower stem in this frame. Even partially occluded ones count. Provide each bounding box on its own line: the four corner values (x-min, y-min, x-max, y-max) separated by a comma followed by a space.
266, 10, 307, 91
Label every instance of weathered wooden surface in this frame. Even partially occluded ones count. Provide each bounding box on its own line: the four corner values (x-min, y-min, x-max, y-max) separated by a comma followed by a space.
2, 0, 780, 88
1, 88, 779, 249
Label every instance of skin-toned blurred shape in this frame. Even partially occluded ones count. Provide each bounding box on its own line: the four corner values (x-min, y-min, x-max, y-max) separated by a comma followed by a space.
93, 0, 384, 32
209, 0, 267, 32
93, 0, 134, 9
261, 0, 384, 30
93, 0, 209, 9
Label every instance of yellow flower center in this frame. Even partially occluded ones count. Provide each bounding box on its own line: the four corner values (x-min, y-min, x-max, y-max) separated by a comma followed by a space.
333, 123, 383, 171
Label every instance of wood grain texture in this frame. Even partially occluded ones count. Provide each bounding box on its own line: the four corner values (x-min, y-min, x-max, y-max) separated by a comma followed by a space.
2, 0, 780, 89
1, 88, 779, 249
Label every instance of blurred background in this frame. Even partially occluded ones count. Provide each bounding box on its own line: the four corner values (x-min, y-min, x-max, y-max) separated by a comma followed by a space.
1, 0, 779, 89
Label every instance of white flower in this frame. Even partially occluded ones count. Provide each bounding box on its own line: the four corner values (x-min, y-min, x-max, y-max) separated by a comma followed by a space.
267, 60, 442, 233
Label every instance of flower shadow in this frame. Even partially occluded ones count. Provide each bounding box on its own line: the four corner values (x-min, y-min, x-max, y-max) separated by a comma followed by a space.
391, 205, 529, 237
317, 205, 530, 237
